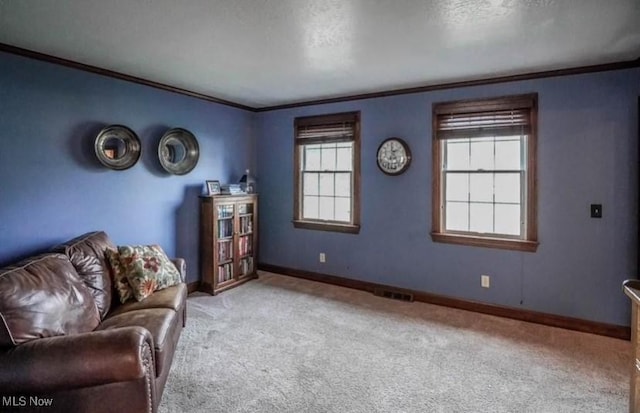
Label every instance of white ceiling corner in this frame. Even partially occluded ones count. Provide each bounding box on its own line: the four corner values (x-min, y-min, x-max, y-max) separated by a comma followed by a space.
0, 0, 639, 108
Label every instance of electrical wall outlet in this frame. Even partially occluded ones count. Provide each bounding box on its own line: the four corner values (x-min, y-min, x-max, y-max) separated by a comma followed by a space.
481, 275, 490, 288
319, 253, 326, 263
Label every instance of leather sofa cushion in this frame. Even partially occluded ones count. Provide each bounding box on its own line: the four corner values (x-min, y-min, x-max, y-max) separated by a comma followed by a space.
0, 254, 100, 347
52, 231, 115, 318
99, 308, 178, 377
108, 283, 187, 318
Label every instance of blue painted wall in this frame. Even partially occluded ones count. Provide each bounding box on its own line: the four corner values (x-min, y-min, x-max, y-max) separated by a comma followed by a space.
0, 51, 255, 283
2, 48, 638, 326
257, 68, 640, 326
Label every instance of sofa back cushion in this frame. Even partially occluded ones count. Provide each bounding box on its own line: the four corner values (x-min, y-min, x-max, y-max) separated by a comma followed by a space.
52, 231, 115, 318
0, 253, 100, 347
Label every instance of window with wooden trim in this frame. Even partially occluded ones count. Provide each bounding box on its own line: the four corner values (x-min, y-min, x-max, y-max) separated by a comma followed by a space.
431, 94, 538, 252
293, 111, 360, 233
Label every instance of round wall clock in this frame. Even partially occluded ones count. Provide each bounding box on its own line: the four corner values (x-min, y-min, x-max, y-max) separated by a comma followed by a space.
376, 137, 412, 175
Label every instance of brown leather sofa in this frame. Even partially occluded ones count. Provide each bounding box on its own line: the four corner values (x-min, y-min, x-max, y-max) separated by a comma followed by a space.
0, 231, 187, 413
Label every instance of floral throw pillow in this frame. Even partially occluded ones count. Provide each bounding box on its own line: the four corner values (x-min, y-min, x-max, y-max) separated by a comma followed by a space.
118, 245, 182, 302
106, 249, 134, 303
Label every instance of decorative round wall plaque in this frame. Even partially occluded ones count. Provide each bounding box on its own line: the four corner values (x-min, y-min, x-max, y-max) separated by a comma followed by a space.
94, 125, 141, 170
158, 128, 200, 175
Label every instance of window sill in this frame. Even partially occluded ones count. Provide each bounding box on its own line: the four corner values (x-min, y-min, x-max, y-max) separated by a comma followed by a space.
293, 220, 360, 234
430, 232, 538, 252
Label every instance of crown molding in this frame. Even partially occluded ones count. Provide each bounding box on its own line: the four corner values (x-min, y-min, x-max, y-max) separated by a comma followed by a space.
2, 42, 638, 113
257, 57, 640, 112
0, 43, 255, 112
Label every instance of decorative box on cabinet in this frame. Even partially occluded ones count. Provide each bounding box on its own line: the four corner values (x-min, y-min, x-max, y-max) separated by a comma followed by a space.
200, 194, 258, 294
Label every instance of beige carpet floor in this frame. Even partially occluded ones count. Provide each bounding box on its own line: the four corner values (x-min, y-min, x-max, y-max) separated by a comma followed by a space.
160, 272, 630, 413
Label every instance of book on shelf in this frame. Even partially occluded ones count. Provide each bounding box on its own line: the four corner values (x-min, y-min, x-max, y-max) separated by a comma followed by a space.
241, 235, 253, 256
239, 256, 254, 276
217, 262, 234, 283
218, 240, 233, 261
217, 205, 233, 218
239, 216, 253, 234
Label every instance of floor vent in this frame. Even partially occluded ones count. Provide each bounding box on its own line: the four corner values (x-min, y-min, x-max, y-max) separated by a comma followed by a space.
374, 288, 414, 302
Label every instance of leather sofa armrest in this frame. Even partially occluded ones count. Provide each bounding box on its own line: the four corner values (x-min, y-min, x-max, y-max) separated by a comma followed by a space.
172, 258, 186, 283
0, 326, 154, 394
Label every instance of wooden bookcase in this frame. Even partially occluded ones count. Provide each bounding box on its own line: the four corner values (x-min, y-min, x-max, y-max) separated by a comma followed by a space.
200, 194, 258, 295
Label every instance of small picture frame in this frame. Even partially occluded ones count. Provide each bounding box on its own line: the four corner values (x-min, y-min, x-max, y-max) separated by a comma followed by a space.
206, 180, 221, 196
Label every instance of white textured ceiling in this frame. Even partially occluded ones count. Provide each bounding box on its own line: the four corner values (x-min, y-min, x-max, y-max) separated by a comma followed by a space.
0, 0, 639, 108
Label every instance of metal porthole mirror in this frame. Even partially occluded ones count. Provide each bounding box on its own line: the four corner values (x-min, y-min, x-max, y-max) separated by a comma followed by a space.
94, 125, 141, 170
158, 127, 199, 175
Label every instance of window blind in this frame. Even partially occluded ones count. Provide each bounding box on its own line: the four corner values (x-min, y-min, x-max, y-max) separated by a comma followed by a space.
295, 112, 358, 144
434, 94, 535, 140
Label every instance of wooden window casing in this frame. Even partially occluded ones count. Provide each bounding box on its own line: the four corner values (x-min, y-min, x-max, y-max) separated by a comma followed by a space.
293, 111, 361, 234
431, 94, 538, 252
